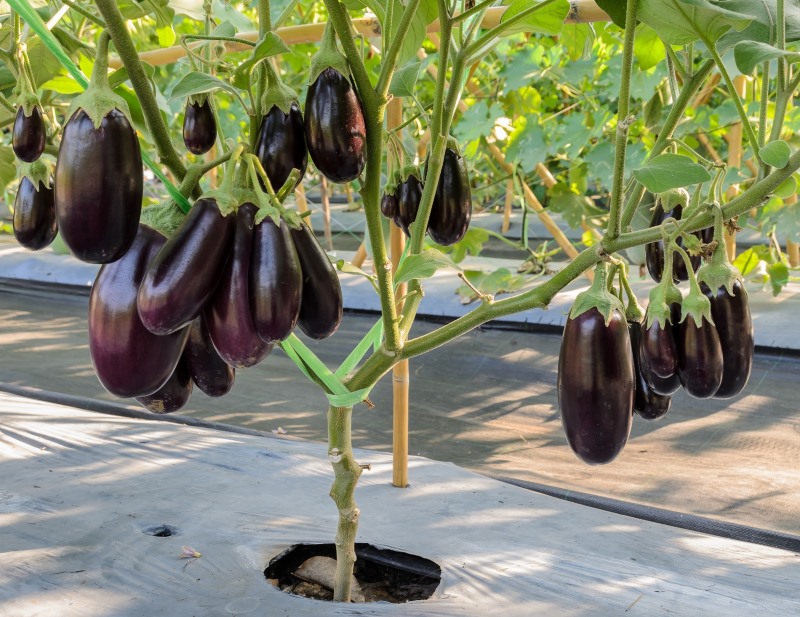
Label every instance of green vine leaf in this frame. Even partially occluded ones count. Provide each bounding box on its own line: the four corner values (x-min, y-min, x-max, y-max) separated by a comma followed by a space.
632, 153, 712, 193
500, 0, 570, 37
633, 23, 666, 70
169, 71, 242, 101
561, 23, 595, 62
759, 140, 791, 169
637, 0, 753, 46
394, 249, 461, 285
389, 62, 421, 98
231, 33, 291, 90
733, 41, 800, 75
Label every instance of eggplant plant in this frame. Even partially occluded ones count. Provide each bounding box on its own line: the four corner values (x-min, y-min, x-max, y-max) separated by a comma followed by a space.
3, 0, 799, 604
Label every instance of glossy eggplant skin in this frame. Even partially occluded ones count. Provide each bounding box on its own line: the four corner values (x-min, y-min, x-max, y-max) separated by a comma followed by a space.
677, 314, 724, 398
629, 321, 671, 421
645, 202, 704, 283
183, 100, 217, 155
428, 148, 472, 246
138, 198, 235, 335
290, 224, 343, 340
206, 203, 273, 368
136, 356, 192, 413
12, 106, 46, 163
706, 280, 753, 399
13, 177, 57, 250
396, 175, 424, 237
250, 217, 303, 343
558, 308, 634, 465
89, 225, 189, 398
55, 108, 142, 264
380, 193, 398, 219
255, 102, 308, 192
304, 68, 366, 183
185, 318, 235, 397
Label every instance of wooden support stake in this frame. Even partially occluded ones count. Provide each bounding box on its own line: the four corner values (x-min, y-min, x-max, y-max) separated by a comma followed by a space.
295, 182, 310, 225
724, 75, 748, 262
787, 240, 800, 268
320, 177, 333, 251
351, 242, 367, 268
501, 178, 514, 234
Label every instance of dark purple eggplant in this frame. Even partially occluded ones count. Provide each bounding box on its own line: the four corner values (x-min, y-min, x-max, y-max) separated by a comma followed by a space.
255, 102, 307, 192
89, 225, 189, 398
185, 318, 235, 397
677, 314, 724, 398
428, 148, 472, 246
706, 280, 753, 399
640, 319, 678, 379
396, 174, 424, 237
290, 224, 343, 339
138, 198, 235, 335
304, 67, 366, 183
645, 201, 709, 283
629, 321, 671, 421
250, 217, 303, 343
183, 100, 217, 155
12, 106, 46, 163
13, 177, 57, 250
380, 192, 398, 219
136, 356, 192, 413
205, 203, 273, 367
558, 307, 634, 465
54, 108, 142, 263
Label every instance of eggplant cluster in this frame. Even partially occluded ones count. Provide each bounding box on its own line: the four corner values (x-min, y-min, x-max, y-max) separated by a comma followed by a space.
89, 200, 342, 414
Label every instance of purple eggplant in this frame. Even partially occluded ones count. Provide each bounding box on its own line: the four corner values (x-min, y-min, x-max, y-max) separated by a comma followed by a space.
89, 225, 189, 398
290, 224, 343, 340
205, 203, 273, 367
396, 174, 424, 237
136, 356, 192, 413
13, 177, 57, 250
677, 314, 724, 398
185, 318, 235, 397
428, 148, 472, 246
706, 280, 753, 399
138, 198, 235, 335
380, 192, 398, 219
255, 102, 307, 192
558, 307, 634, 465
12, 106, 46, 163
304, 67, 366, 183
629, 321, 671, 421
183, 100, 217, 155
645, 200, 711, 283
54, 108, 142, 263
250, 217, 303, 343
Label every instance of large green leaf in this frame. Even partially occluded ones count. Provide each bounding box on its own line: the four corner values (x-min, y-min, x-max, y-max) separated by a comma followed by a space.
500, 0, 571, 37
733, 41, 800, 75
169, 70, 243, 101
637, 0, 753, 45
231, 32, 290, 90
0, 146, 16, 194
632, 153, 712, 192
388, 61, 421, 97
634, 23, 666, 70
561, 23, 595, 62
596, 0, 627, 28
759, 140, 791, 169
716, 0, 800, 50
394, 249, 460, 284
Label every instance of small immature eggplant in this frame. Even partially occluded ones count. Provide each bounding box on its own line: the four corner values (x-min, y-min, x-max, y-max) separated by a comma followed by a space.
138, 198, 235, 335
290, 224, 343, 339
645, 199, 707, 283
428, 148, 472, 246
206, 203, 273, 368
380, 192, 398, 219
255, 102, 308, 192
55, 108, 142, 263
706, 280, 753, 399
89, 225, 189, 398
136, 356, 192, 413
250, 217, 303, 343
629, 321, 671, 421
305, 67, 366, 183
183, 100, 217, 155
558, 307, 634, 465
185, 318, 235, 397
12, 106, 46, 163
13, 177, 57, 250
396, 174, 424, 237
677, 314, 724, 398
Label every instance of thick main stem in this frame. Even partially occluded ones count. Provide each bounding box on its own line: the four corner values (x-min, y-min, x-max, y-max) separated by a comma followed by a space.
327, 405, 362, 602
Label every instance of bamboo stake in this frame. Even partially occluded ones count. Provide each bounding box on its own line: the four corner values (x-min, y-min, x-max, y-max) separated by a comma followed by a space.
387, 97, 409, 489
351, 242, 367, 268
536, 162, 557, 189
501, 178, 514, 234
786, 195, 799, 267
295, 182, 310, 221
724, 75, 748, 262
320, 176, 333, 251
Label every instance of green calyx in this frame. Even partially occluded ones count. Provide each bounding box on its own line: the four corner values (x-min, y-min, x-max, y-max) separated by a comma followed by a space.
187, 92, 212, 108
202, 144, 250, 216
645, 281, 682, 330
398, 164, 422, 184
696, 205, 740, 295
680, 281, 714, 327
18, 159, 52, 191
444, 135, 462, 156
657, 187, 689, 212
260, 62, 298, 116
69, 31, 132, 128
308, 20, 351, 85
569, 261, 625, 325
140, 200, 187, 238
15, 93, 40, 118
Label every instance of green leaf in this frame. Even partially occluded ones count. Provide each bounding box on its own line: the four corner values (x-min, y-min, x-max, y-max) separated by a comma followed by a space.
767, 261, 790, 296
759, 140, 791, 169
455, 268, 527, 305
596, 0, 627, 28
41, 74, 84, 94
335, 319, 383, 379
394, 249, 461, 285
435, 227, 490, 263
733, 245, 769, 277
388, 62, 421, 98
505, 117, 546, 171
632, 153, 713, 193
637, 0, 753, 46
500, 0, 571, 37
733, 41, 800, 75
718, 0, 800, 51
774, 176, 798, 200
0, 146, 16, 194
169, 71, 241, 101
231, 32, 291, 90
384, 0, 431, 68
561, 23, 595, 62
634, 23, 666, 70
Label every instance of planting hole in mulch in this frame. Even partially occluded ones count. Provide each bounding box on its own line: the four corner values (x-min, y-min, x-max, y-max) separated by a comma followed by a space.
264, 543, 441, 603
142, 524, 179, 537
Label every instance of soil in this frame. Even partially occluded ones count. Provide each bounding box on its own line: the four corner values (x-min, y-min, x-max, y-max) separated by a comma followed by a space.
265, 543, 441, 603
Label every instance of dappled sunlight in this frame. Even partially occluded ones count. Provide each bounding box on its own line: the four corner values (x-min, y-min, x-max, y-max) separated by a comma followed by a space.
676, 536, 796, 569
